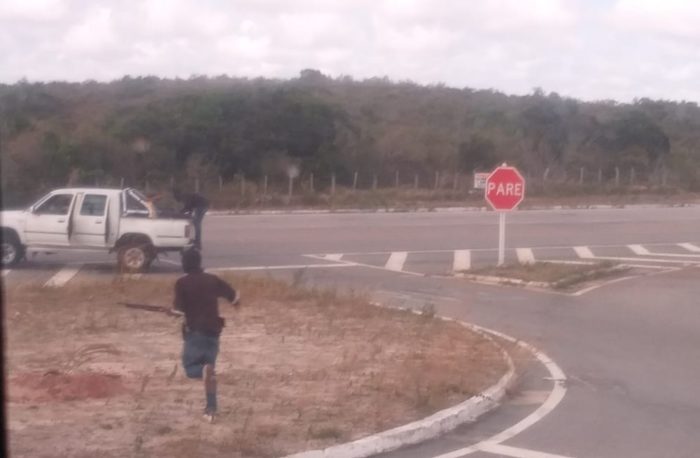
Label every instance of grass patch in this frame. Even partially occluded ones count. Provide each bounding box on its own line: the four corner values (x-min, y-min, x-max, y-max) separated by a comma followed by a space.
5, 273, 508, 458
471, 261, 624, 290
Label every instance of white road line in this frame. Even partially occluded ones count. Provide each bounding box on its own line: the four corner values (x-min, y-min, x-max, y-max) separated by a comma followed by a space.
622, 247, 700, 258
385, 251, 408, 272
516, 248, 535, 264
573, 246, 594, 259
452, 250, 471, 272
208, 263, 354, 272
569, 275, 638, 296
578, 255, 698, 265
310, 240, 700, 257
628, 244, 650, 255
678, 242, 700, 253
431, 328, 568, 458
479, 443, 574, 458
323, 253, 344, 261
44, 265, 82, 287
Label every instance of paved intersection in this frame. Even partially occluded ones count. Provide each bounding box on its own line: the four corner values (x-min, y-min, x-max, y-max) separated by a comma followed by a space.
5, 240, 699, 289
4, 207, 700, 457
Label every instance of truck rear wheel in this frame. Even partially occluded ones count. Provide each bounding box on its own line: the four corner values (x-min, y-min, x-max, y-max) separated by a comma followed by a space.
118, 243, 154, 273
1, 233, 24, 267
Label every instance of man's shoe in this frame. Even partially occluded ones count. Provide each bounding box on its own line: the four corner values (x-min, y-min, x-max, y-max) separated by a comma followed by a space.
203, 409, 216, 423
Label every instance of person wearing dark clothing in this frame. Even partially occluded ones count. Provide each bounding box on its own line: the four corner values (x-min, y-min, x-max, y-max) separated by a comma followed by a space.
173, 189, 209, 250
173, 248, 239, 421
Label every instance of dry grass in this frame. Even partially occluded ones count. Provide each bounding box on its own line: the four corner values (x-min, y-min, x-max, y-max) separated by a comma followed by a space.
472, 261, 623, 289
5, 273, 507, 458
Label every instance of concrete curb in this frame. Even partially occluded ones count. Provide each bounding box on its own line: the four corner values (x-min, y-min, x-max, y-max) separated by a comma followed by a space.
456, 264, 629, 291
209, 202, 699, 216
282, 306, 516, 458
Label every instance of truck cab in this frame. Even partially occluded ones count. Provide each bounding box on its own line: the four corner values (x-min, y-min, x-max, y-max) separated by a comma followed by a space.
1, 188, 194, 272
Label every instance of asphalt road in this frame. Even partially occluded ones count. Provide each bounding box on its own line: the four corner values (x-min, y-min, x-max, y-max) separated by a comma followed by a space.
206, 206, 700, 458
5, 206, 700, 457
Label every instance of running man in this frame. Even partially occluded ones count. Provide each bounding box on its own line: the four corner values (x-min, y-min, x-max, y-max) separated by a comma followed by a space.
173, 248, 239, 422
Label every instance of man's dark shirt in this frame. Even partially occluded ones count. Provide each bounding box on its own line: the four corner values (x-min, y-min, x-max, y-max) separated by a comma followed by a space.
180, 193, 209, 217
174, 271, 236, 336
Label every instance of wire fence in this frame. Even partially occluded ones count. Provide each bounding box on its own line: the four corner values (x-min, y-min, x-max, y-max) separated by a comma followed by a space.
102, 165, 679, 206
2, 165, 681, 209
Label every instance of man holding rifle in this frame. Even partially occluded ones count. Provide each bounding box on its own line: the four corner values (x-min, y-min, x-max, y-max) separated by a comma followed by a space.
173, 248, 239, 422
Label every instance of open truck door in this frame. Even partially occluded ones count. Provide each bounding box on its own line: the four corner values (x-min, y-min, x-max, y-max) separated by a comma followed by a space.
70, 192, 113, 247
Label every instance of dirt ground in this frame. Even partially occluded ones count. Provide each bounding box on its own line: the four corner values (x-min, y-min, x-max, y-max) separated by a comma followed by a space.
5, 273, 508, 458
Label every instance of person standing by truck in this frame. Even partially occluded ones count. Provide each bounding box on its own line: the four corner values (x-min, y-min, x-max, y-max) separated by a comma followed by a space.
173, 248, 239, 422
173, 189, 209, 250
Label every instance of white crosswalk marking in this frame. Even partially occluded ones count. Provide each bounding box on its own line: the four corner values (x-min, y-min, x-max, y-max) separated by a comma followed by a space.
573, 246, 594, 259
628, 244, 650, 255
678, 243, 700, 253
452, 250, 471, 272
323, 253, 344, 261
44, 265, 82, 287
385, 252, 408, 272
516, 248, 535, 264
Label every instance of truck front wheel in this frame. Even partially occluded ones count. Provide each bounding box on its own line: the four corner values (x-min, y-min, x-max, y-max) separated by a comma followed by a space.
118, 243, 154, 273
1, 234, 24, 267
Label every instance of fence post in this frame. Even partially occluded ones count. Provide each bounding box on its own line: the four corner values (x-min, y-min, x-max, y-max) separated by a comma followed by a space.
372, 173, 378, 191
263, 175, 268, 196
309, 173, 314, 193
195, 177, 200, 193
543, 168, 550, 182
434, 171, 440, 190
240, 174, 245, 196
453, 172, 459, 192
615, 167, 620, 186
352, 171, 358, 191
287, 175, 294, 201
331, 173, 336, 195
218, 175, 223, 191
579, 167, 584, 185
414, 174, 419, 189
630, 168, 636, 185
395, 170, 400, 188
120, 177, 125, 188
662, 167, 668, 187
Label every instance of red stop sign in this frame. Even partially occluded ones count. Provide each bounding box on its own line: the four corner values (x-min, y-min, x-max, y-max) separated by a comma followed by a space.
485, 165, 526, 211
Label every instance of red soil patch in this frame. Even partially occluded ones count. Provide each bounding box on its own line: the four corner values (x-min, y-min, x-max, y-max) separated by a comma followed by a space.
10, 371, 128, 403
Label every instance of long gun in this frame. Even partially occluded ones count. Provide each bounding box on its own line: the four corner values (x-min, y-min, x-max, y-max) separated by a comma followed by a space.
119, 302, 183, 317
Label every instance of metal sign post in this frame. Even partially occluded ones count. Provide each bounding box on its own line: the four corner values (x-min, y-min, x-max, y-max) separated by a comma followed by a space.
498, 211, 506, 266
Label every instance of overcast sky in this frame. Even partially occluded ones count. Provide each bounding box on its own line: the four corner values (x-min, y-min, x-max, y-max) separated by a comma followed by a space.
1, 0, 698, 102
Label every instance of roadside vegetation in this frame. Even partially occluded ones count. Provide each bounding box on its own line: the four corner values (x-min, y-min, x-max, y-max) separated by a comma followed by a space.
3, 70, 700, 208
470, 261, 626, 291
5, 273, 508, 457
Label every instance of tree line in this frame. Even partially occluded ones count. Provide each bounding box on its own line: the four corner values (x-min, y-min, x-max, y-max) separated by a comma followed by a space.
2, 69, 700, 205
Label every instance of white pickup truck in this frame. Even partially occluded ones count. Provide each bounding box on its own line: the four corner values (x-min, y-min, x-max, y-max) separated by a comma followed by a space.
1, 187, 194, 272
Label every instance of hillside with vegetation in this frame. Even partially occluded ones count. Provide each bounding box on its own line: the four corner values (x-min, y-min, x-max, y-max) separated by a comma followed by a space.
2, 69, 700, 207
